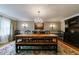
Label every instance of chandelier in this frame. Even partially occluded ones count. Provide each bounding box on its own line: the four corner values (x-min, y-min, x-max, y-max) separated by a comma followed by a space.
34, 11, 43, 23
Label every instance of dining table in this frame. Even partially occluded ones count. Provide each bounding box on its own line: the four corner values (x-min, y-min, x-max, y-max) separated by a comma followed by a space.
15, 34, 58, 53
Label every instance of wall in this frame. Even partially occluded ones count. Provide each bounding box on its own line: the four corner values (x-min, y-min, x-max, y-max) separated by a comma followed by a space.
44, 21, 61, 31
16, 21, 34, 34
16, 21, 61, 33
60, 20, 65, 32
16, 21, 34, 30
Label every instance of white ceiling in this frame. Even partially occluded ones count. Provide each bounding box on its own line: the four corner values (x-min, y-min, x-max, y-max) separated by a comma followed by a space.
0, 4, 79, 21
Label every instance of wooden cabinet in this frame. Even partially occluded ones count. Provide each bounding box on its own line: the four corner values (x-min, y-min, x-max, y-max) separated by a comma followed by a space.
64, 16, 79, 48
65, 16, 79, 27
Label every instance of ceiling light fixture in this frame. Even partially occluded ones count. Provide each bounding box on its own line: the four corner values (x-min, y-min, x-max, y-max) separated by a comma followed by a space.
34, 10, 43, 23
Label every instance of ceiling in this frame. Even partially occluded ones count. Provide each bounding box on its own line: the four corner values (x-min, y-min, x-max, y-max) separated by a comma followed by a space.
0, 4, 79, 21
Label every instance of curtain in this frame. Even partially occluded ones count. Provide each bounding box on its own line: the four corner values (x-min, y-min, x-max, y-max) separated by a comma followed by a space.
9, 20, 14, 41
9, 20, 17, 41
0, 16, 1, 42
0, 16, 11, 44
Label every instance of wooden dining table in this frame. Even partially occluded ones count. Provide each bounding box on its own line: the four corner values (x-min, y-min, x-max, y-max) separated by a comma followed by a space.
15, 34, 58, 38
15, 34, 58, 53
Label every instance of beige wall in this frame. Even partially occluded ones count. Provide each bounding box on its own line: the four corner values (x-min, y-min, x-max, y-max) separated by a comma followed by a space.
16, 21, 34, 33
60, 20, 65, 32
44, 21, 61, 31
16, 21, 61, 33
16, 21, 34, 30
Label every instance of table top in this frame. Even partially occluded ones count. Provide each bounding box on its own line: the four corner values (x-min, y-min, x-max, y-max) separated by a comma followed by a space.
15, 34, 58, 37
15, 34, 58, 45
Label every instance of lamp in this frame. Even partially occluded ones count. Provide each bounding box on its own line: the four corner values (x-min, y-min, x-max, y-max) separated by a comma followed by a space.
49, 24, 56, 31
22, 24, 28, 34
22, 24, 28, 28
34, 10, 44, 30
34, 10, 43, 23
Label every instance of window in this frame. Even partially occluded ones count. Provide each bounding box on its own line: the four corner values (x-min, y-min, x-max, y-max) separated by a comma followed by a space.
0, 16, 11, 43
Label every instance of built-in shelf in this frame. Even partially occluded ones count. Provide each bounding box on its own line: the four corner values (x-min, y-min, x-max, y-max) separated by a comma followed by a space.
64, 15, 79, 48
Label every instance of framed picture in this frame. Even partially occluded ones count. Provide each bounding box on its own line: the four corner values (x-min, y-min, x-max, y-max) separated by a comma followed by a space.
34, 23, 44, 30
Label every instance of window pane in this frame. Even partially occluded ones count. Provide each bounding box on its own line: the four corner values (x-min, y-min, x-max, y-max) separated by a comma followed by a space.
0, 17, 11, 43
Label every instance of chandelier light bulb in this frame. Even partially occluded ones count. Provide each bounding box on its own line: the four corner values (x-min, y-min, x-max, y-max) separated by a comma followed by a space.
34, 10, 43, 23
